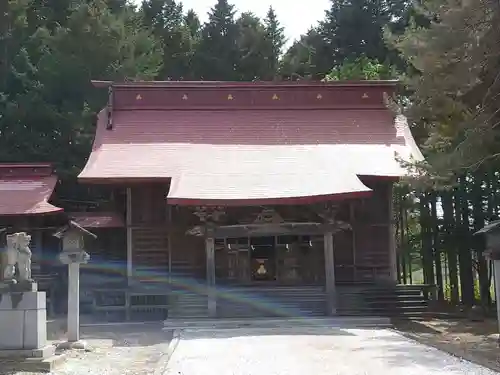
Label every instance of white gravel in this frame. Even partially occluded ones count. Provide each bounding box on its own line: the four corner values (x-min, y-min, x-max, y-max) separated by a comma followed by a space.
10, 323, 173, 375
164, 327, 500, 375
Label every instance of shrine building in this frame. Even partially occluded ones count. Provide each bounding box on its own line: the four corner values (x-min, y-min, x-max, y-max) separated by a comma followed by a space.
77, 80, 423, 319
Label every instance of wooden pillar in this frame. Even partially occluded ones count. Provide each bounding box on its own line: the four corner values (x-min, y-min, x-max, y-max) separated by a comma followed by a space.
206, 230, 216, 317
494, 260, 500, 345
126, 187, 133, 282
324, 230, 337, 315
167, 205, 172, 285
388, 183, 398, 283
32, 230, 43, 274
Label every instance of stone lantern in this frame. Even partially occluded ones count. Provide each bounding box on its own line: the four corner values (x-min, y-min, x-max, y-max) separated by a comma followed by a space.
53, 221, 96, 349
474, 220, 500, 345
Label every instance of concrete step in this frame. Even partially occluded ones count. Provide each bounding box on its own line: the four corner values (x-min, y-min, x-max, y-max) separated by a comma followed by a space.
163, 316, 392, 330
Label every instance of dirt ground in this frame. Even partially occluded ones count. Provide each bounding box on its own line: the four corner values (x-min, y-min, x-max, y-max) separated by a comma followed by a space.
393, 318, 500, 372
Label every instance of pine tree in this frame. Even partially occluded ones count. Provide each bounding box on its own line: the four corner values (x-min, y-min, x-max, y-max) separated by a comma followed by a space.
319, 0, 396, 66
184, 9, 201, 40
263, 6, 285, 79
141, 0, 194, 79
236, 12, 270, 80
279, 29, 331, 80
393, 0, 500, 176
194, 0, 239, 80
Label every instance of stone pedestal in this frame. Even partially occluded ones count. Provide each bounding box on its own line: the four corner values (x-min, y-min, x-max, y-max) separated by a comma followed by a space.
0, 289, 67, 372
0, 291, 46, 350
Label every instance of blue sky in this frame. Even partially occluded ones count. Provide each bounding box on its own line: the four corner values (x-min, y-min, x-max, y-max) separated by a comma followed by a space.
135, 0, 331, 47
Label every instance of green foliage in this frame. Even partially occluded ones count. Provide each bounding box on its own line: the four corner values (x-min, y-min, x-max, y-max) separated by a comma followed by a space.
194, 0, 240, 80
235, 12, 269, 81
0, 0, 162, 177
263, 7, 286, 79
280, 29, 329, 80
280, 0, 411, 80
391, 0, 500, 179
323, 55, 396, 81
141, 0, 196, 80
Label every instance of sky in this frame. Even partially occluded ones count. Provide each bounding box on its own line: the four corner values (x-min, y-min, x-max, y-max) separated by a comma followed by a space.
137, 0, 332, 47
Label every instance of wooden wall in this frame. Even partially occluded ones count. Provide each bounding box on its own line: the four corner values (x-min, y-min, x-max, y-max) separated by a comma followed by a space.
129, 184, 170, 278
334, 178, 393, 284
128, 178, 394, 284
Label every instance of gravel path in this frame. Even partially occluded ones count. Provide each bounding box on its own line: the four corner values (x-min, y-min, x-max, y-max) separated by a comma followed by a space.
10, 323, 173, 375
164, 327, 500, 375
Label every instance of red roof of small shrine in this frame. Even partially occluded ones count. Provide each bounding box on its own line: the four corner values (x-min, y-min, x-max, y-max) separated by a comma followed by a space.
78, 81, 423, 205
0, 164, 63, 215
68, 211, 125, 228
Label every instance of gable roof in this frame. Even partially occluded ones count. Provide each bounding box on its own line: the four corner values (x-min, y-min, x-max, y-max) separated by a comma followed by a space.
0, 164, 63, 216
78, 81, 423, 206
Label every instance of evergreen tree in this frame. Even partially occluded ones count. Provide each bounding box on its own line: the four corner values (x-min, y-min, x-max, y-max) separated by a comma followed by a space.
142, 0, 194, 79
281, 0, 410, 80
0, 0, 162, 176
393, 0, 500, 176
194, 0, 239, 80
319, 0, 397, 66
236, 12, 268, 80
263, 6, 285, 79
184, 9, 201, 40
279, 28, 331, 80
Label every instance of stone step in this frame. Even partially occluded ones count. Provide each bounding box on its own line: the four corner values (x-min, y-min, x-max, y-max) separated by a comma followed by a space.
163, 316, 392, 329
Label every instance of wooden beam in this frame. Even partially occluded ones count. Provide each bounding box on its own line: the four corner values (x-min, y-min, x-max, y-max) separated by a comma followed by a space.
126, 187, 133, 282
206, 231, 216, 317
187, 222, 349, 238
324, 230, 337, 315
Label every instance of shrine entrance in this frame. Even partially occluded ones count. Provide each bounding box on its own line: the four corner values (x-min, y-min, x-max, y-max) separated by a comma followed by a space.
250, 236, 276, 282
214, 234, 325, 286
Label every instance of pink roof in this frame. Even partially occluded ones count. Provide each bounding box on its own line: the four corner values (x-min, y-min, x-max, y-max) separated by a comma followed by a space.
78, 81, 423, 205
0, 164, 62, 216
68, 212, 125, 228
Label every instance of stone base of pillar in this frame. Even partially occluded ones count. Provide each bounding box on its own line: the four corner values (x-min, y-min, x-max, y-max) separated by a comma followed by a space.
0, 291, 46, 350
57, 340, 92, 352
0, 290, 68, 372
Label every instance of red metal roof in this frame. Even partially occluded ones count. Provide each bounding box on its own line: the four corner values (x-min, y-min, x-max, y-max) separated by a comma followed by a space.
0, 164, 63, 216
68, 212, 125, 228
78, 81, 423, 205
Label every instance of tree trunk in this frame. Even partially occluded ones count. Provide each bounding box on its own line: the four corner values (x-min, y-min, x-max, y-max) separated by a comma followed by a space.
420, 193, 435, 285
442, 192, 459, 304
472, 171, 490, 309
455, 177, 475, 306
431, 194, 444, 300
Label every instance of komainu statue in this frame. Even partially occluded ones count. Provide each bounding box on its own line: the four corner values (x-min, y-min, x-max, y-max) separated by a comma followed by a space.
3, 232, 32, 283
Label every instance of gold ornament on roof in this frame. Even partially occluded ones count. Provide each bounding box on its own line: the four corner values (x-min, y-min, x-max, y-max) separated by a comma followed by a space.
227, 94, 234, 100
182, 94, 188, 100
272, 93, 279, 100
135, 94, 142, 100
